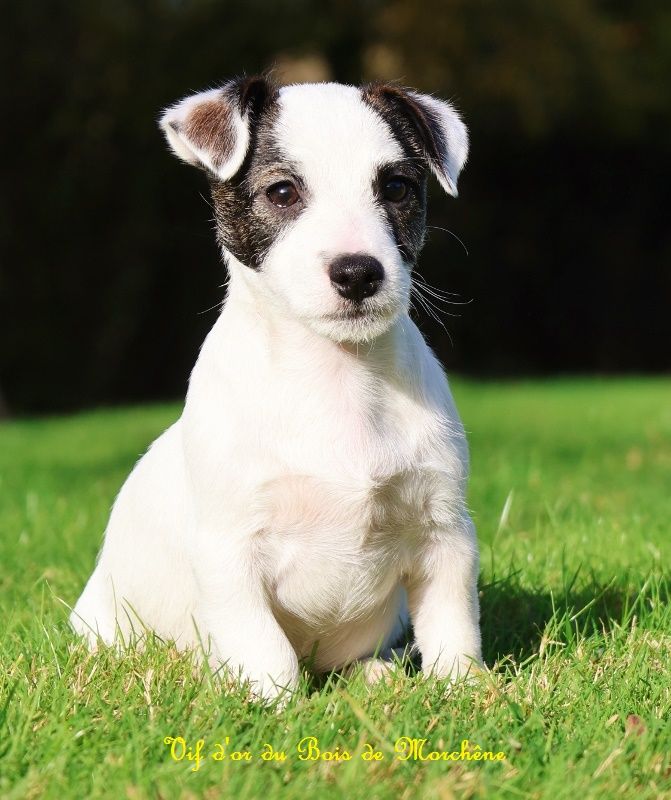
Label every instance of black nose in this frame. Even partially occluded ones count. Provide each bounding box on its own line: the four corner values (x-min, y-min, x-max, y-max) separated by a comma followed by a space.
328, 255, 385, 303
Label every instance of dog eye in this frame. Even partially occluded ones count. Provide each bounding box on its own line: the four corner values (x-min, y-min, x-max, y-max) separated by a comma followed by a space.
266, 181, 300, 208
382, 176, 410, 203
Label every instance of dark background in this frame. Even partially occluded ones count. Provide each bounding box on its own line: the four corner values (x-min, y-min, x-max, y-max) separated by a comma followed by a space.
2, 0, 670, 415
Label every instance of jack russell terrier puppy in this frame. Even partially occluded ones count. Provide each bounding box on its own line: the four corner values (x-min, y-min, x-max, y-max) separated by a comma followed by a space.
71, 77, 482, 700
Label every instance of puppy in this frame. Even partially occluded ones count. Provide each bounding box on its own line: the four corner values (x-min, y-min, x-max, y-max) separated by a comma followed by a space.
71, 77, 482, 700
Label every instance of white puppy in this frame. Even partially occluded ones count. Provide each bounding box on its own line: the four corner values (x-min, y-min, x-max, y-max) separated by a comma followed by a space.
71, 77, 482, 700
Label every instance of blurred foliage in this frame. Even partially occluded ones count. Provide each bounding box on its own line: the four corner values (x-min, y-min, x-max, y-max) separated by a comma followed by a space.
371, 0, 670, 138
1, 0, 670, 413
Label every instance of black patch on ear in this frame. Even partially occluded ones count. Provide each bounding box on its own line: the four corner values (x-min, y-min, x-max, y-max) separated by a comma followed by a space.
236, 74, 277, 117
361, 82, 448, 187
208, 76, 304, 270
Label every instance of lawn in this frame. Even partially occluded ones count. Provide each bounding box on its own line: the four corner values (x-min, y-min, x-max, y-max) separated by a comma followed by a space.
1, 378, 670, 799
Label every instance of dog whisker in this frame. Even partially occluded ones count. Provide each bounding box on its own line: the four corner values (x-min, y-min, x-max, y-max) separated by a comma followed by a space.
198, 299, 226, 316
412, 284, 460, 319
410, 286, 455, 347
412, 271, 459, 297
199, 192, 216, 212
413, 270, 473, 306
426, 225, 469, 256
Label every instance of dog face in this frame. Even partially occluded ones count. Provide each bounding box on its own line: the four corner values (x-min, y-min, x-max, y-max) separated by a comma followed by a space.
161, 78, 468, 342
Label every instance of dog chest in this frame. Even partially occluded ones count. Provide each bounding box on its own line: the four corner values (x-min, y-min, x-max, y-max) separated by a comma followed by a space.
258, 465, 459, 626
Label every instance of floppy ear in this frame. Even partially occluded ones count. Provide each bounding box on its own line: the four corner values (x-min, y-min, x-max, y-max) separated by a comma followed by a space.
362, 83, 469, 197
159, 76, 277, 181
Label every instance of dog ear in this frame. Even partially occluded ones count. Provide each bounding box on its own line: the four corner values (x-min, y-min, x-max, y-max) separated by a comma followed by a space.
362, 83, 468, 197
159, 76, 277, 180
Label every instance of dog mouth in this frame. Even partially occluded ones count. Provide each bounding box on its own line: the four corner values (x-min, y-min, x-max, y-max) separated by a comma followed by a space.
310, 297, 402, 342
327, 299, 393, 321
337, 305, 372, 320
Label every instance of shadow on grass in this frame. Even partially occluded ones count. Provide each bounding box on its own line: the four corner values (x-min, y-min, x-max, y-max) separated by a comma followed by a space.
479, 569, 669, 665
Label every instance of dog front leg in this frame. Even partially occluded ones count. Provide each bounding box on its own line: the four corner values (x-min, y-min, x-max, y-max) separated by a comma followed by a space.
192, 545, 300, 701
406, 512, 482, 680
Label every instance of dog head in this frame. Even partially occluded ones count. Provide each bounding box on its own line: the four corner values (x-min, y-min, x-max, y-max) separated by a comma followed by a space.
160, 77, 468, 342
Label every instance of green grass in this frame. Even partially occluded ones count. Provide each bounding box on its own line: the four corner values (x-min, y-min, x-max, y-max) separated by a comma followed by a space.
1, 378, 670, 799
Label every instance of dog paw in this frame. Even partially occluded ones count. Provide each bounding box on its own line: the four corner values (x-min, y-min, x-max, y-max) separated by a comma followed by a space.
359, 658, 398, 684
204, 651, 299, 705
428, 655, 484, 684
344, 648, 410, 685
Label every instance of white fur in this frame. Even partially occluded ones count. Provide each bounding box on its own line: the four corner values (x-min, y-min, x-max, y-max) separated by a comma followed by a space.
72, 82, 482, 700
263, 84, 411, 342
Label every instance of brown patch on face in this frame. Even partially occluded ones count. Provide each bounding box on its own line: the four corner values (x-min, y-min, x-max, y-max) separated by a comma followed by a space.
182, 97, 236, 171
